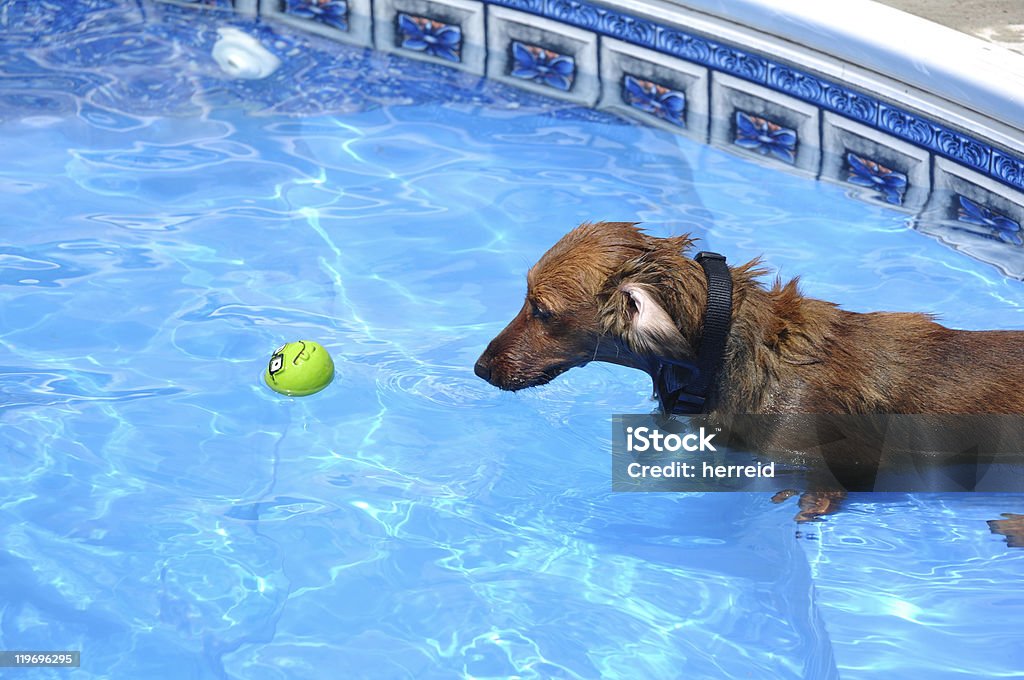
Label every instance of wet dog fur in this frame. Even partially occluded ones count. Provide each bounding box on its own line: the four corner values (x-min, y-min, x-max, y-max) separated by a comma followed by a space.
475, 221, 1024, 416
474, 222, 1024, 531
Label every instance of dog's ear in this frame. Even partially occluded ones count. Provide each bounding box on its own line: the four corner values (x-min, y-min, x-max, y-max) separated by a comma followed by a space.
621, 283, 675, 338
606, 281, 687, 356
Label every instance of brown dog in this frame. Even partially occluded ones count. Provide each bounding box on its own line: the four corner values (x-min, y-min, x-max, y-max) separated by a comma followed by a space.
475, 222, 1024, 527
475, 221, 1024, 416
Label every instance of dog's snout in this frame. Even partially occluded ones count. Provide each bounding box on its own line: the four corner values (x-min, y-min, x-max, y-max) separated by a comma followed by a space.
474, 356, 492, 383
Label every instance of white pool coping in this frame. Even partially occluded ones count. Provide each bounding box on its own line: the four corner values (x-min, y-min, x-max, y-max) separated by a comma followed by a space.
658, 0, 1024, 134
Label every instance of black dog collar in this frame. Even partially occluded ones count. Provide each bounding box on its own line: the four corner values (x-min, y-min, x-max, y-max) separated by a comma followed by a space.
661, 251, 733, 415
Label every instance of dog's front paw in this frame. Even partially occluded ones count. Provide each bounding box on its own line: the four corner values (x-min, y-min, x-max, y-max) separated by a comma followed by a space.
772, 490, 846, 523
987, 513, 1024, 548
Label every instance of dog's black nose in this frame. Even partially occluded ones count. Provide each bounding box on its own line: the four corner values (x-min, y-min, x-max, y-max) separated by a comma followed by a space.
474, 358, 492, 382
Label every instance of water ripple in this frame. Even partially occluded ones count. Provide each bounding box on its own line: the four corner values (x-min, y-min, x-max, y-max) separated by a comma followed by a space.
0, 368, 184, 411
74, 142, 235, 170
1, 3, 1022, 679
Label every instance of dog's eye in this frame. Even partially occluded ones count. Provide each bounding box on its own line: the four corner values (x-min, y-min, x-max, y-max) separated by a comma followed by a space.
531, 302, 553, 322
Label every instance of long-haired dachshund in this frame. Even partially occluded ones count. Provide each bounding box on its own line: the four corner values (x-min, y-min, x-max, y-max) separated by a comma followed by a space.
475, 221, 1024, 415
475, 222, 1024, 534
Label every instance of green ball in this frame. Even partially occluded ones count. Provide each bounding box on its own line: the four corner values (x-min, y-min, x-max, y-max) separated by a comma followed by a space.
264, 340, 334, 396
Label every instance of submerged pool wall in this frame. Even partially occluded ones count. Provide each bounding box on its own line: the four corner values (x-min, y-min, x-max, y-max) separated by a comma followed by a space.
162, 0, 1024, 277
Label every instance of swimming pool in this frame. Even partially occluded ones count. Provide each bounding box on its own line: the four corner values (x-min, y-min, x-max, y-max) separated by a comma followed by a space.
2, 1, 1024, 678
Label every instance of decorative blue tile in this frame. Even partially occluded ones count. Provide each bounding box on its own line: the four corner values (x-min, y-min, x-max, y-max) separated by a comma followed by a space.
936, 128, 989, 171
484, 0, 1024, 196
509, 41, 574, 91
396, 13, 462, 62
877, 104, 993, 173
656, 28, 711, 62
598, 10, 657, 46
542, 0, 657, 46
821, 113, 929, 211
374, 0, 483, 73
821, 85, 878, 124
487, 6, 599, 104
545, 0, 600, 29
488, 0, 544, 12
281, 0, 349, 31
621, 74, 684, 127
710, 44, 767, 82
656, 29, 769, 82
765, 64, 823, 101
734, 111, 797, 164
876, 105, 934, 146
956, 195, 1022, 246
765, 63, 879, 125
919, 159, 1024, 277
598, 38, 707, 138
992, 150, 1024, 192
845, 152, 908, 205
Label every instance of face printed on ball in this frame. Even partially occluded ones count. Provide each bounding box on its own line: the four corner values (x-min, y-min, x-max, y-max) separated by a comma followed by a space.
268, 345, 286, 378
264, 341, 334, 397
268, 342, 318, 378
292, 341, 314, 363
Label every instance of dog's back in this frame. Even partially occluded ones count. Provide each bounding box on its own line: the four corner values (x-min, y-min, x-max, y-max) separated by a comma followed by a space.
792, 310, 1024, 414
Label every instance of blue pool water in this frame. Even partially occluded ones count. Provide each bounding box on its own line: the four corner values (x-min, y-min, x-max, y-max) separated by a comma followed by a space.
2, 2, 1024, 678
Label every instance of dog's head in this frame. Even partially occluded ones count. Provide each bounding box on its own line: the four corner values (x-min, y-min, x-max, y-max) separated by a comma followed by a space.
474, 221, 707, 391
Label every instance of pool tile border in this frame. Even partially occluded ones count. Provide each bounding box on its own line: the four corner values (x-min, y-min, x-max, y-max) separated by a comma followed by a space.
598, 38, 708, 140
711, 72, 818, 176
373, 0, 484, 73
259, 0, 372, 46
481, 0, 1024, 193
821, 113, 932, 211
918, 159, 1024, 277
486, 7, 599, 106
166, 0, 1024, 277
929, 158, 1024, 247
